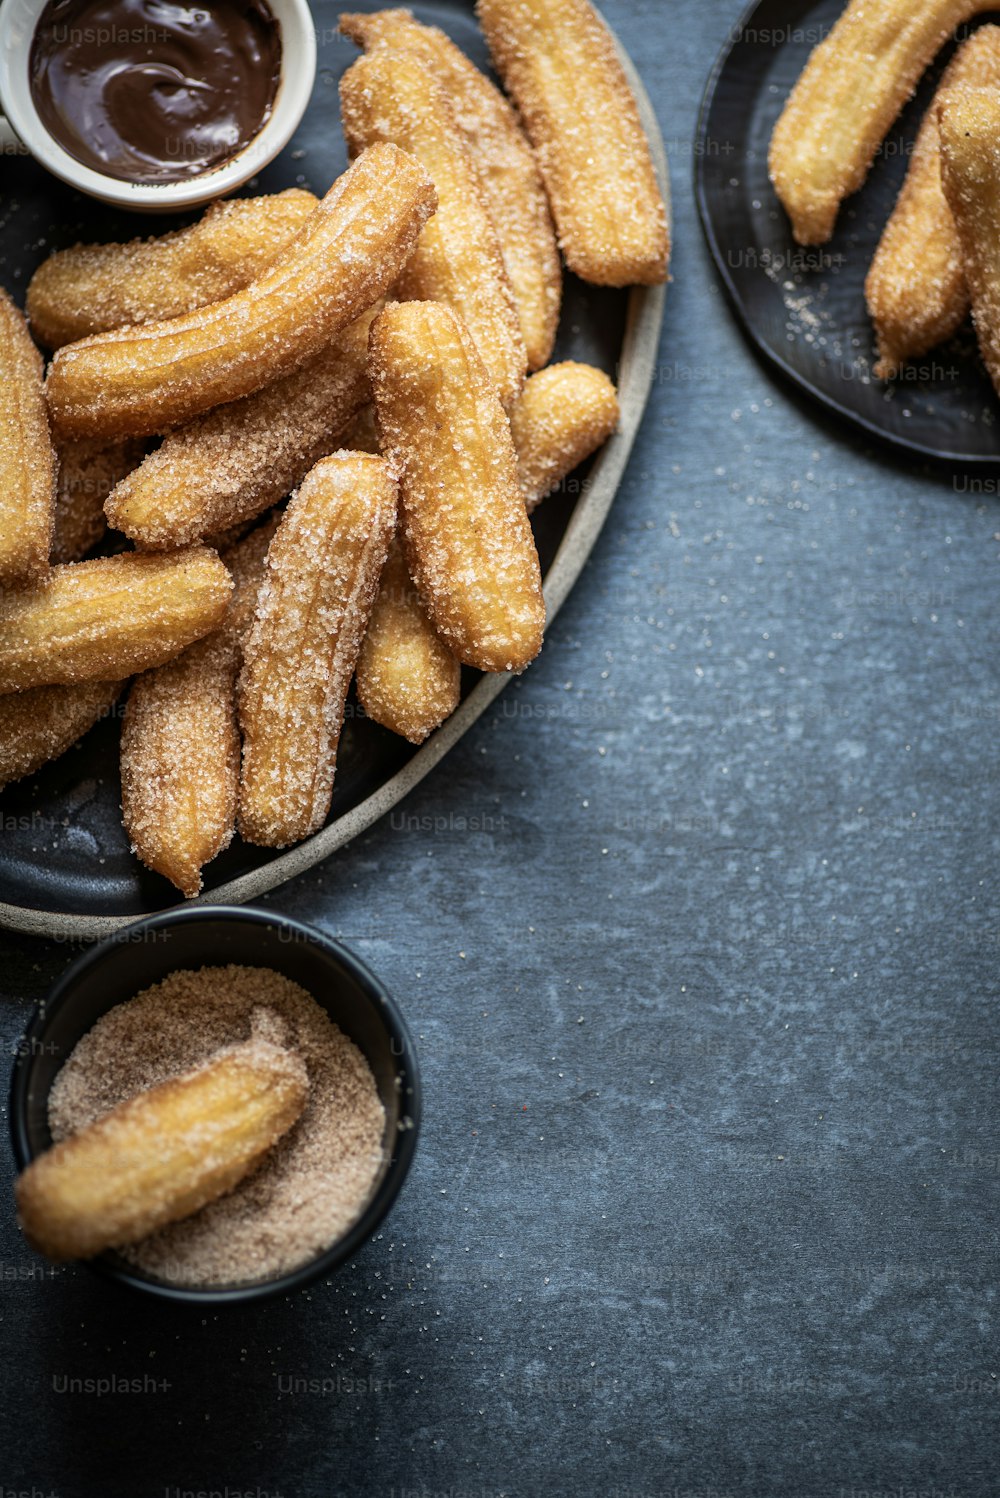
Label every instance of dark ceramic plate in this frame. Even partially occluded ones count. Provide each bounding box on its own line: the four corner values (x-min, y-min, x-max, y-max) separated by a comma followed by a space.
695, 0, 1000, 462
0, 1, 668, 938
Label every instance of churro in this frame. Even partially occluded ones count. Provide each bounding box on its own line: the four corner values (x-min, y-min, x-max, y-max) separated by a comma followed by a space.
104, 312, 374, 549
238, 453, 396, 847
16, 1031, 308, 1262
52, 438, 144, 563
0, 548, 232, 696
356, 537, 461, 743
340, 49, 526, 406
121, 520, 276, 897
0, 291, 54, 586
511, 361, 620, 511
46, 145, 437, 442
340, 8, 561, 369
866, 26, 1000, 377
370, 300, 545, 673
27, 189, 319, 349
769, 0, 980, 245
477, 0, 668, 286
0, 680, 122, 792
939, 88, 1000, 397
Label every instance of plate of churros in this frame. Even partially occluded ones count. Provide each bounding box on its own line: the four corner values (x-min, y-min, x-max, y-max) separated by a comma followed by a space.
0, 0, 670, 939
697, 0, 1000, 463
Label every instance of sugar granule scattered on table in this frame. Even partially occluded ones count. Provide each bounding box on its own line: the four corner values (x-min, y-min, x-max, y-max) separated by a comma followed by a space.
48, 964, 385, 1287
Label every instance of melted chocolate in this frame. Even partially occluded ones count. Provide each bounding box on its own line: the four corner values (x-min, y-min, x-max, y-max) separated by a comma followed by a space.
30, 0, 282, 184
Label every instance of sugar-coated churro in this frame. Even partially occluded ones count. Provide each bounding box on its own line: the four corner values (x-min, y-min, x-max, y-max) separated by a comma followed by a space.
340, 49, 526, 406
0, 680, 122, 791
939, 88, 1000, 398
370, 300, 545, 673
0, 291, 54, 586
340, 8, 561, 369
52, 438, 144, 563
16, 1032, 308, 1261
26, 189, 319, 349
238, 453, 396, 847
511, 361, 620, 511
0, 548, 232, 696
769, 0, 980, 245
104, 312, 375, 549
121, 520, 276, 897
46, 145, 437, 441
477, 0, 668, 286
356, 536, 461, 743
866, 26, 1000, 377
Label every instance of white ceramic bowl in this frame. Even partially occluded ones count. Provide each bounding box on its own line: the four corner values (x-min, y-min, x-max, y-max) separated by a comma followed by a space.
0, 0, 316, 211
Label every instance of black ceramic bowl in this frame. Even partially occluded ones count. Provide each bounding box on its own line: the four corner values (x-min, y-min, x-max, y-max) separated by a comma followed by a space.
8, 906, 421, 1305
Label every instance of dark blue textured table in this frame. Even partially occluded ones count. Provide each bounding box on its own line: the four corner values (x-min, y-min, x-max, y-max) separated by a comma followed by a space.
1, 2, 997, 1494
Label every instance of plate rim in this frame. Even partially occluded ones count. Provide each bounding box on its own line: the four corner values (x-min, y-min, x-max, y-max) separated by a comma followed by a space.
0, 23, 670, 940
694, 0, 1000, 467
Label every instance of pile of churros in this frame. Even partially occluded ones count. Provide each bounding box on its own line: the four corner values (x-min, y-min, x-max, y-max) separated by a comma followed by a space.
0, 1, 668, 897
769, 1, 1000, 395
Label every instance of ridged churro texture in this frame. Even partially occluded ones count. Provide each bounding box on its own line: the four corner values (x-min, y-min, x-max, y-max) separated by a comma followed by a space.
121, 521, 276, 897
866, 27, 1000, 377
477, 0, 669, 286
0, 548, 232, 695
0, 291, 55, 586
340, 49, 527, 407
769, 0, 979, 245
52, 438, 144, 563
238, 453, 397, 848
26, 189, 319, 349
45, 145, 437, 441
0, 680, 122, 791
939, 89, 1000, 399
370, 300, 545, 673
16, 1033, 308, 1261
340, 8, 561, 369
511, 361, 620, 511
356, 537, 462, 743
104, 312, 375, 549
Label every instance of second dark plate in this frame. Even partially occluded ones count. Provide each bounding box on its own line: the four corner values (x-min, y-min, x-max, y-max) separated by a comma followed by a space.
696, 0, 1000, 463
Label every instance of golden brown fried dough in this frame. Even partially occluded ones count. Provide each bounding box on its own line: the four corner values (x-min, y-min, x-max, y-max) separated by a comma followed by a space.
356, 537, 461, 743
341, 8, 560, 369
104, 312, 375, 549
46, 145, 437, 441
0, 680, 122, 791
120, 519, 277, 898
52, 438, 144, 563
940, 88, 1000, 397
370, 300, 545, 673
238, 454, 396, 847
0, 291, 55, 585
769, 0, 980, 245
0, 548, 232, 695
340, 49, 526, 407
16, 1033, 308, 1261
26, 189, 319, 349
867, 26, 1000, 377
477, 0, 669, 286
511, 361, 620, 511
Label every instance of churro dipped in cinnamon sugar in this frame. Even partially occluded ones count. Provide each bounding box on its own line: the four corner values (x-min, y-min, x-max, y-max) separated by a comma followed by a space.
27, 189, 318, 349
867, 26, 1000, 377
45, 145, 436, 441
769, 0, 982, 245
0, 680, 122, 792
939, 88, 1000, 399
340, 7, 561, 370
512, 362, 620, 512
477, 0, 669, 286
0, 291, 55, 586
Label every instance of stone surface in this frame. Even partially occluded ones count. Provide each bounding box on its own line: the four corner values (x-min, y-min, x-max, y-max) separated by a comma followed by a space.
0, 1, 997, 1494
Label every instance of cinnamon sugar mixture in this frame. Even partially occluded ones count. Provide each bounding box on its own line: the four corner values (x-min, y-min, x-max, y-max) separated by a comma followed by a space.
48, 964, 386, 1288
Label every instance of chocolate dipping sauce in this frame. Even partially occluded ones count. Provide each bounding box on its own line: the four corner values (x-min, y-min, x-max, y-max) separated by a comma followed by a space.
29, 0, 282, 185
